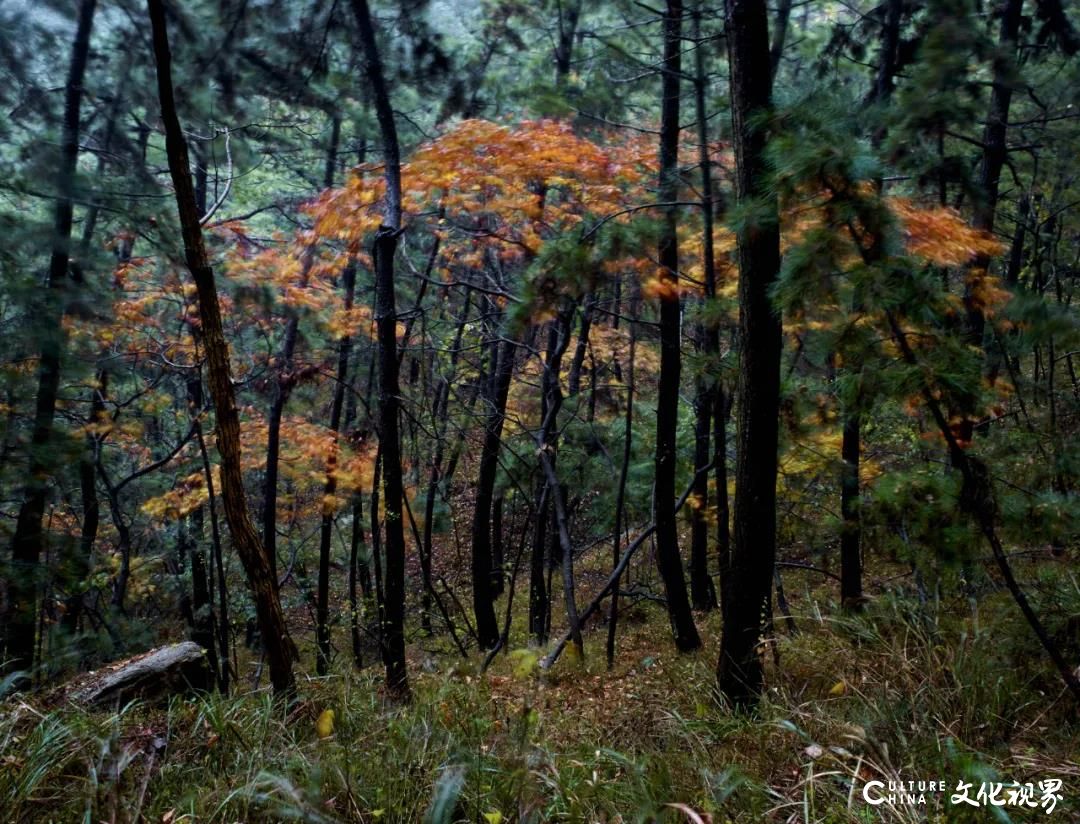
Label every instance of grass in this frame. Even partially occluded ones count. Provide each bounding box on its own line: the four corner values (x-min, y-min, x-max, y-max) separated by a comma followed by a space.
2, 574, 1078, 823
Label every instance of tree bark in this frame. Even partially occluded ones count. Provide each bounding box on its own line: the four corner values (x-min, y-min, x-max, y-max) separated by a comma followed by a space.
69, 642, 211, 704
195, 415, 230, 692
350, 0, 410, 698
148, 0, 296, 695
718, 0, 783, 706
607, 293, 638, 668
471, 335, 516, 650
690, 4, 720, 613
654, 0, 702, 652
534, 307, 584, 658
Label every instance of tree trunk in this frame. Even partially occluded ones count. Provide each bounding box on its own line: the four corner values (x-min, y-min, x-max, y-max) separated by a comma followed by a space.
607, 292, 638, 668
714, 385, 731, 592
351, 0, 410, 698
422, 289, 472, 615
836, 0, 903, 610
491, 495, 505, 597
965, 0, 1022, 346
654, 0, 702, 652
69, 642, 211, 704
64, 369, 107, 638
718, 0, 783, 706
534, 306, 584, 658
195, 415, 230, 692
2, 0, 97, 682
555, 0, 582, 86
148, 0, 296, 695
567, 298, 593, 396
690, 5, 720, 613
529, 481, 551, 644
769, 0, 792, 78
873, 0, 902, 105
471, 335, 516, 650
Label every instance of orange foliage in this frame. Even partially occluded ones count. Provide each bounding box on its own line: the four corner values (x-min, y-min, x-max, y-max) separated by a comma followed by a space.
891, 199, 1005, 266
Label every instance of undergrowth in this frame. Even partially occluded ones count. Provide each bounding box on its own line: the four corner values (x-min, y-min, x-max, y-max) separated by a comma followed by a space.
2, 579, 1077, 823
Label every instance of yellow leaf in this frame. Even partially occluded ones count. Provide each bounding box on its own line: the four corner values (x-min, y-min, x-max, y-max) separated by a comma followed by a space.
315, 708, 335, 739
483, 813, 503, 824
829, 680, 846, 696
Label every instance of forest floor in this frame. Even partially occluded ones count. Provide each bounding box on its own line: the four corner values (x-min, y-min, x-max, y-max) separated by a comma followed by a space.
2, 558, 1079, 823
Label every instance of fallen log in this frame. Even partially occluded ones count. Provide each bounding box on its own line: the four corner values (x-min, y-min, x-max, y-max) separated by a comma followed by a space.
68, 642, 211, 705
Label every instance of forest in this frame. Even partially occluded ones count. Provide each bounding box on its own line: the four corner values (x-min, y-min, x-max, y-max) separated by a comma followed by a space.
0, 0, 1078, 820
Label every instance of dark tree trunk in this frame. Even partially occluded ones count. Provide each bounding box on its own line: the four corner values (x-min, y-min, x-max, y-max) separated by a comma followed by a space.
351, 0, 409, 698
64, 369, 107, 638
471, 335, 516, 650
148, 0, 297, 695
187, 527, 221, 685
714, 385, 731, 589
690, 388, 717, 610
654, 0, 702, 652
63, 60, 129, 638
491, 495, 505, 597
261, 316, 297, 585
182, 378, 219, 688
567, 298, 593, 397
690, 5, 719, 612
836, 0, 903, 610
534, 306, 584, 658
769, 0, 792, 78
2, 0, 97, 682
529, 481, 551, 644
195, 414, 230, 693
873, 0, 902, 105
369, 447, 388, 655
718, 0, 783, 706
555, 0, 582, 85
1005, 194, 1029, 287
349, 489, 367, 668
607, 293, 638, 668
965, 0, 1022, 345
